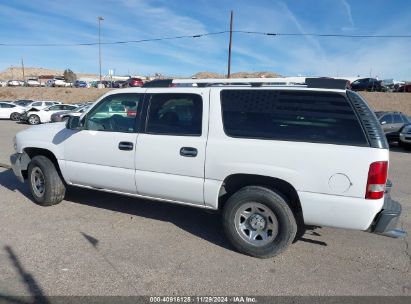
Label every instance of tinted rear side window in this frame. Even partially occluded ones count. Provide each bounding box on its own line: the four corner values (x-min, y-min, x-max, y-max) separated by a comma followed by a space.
146, 93, 203, 136
221, 90, 368, 146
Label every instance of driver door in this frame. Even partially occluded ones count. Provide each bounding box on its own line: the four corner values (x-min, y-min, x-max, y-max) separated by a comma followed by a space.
63, 93, 143, 194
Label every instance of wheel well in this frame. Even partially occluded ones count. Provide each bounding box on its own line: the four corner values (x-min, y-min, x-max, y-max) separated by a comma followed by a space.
23, 148, 61, 177
219, 174, 302, 216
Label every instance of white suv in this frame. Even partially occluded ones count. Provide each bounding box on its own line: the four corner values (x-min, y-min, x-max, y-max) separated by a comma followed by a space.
10, 78, 404, 258
51, 77, 67, 87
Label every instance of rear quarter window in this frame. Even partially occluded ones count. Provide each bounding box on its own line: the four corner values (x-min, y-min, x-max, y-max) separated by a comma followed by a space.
220, 90, 368, 146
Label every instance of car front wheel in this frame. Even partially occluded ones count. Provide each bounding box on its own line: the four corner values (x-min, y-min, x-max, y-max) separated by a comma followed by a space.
28, 115, 40, 125
28, 156, 66, 206
223, 186, 297, 258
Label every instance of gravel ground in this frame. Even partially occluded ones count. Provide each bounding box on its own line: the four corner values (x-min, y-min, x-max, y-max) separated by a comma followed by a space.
0, 120, 410, 297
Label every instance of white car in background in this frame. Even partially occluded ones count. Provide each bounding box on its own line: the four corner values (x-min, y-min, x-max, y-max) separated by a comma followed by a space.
23, 104, 78, 125
0, 80, 7, 87
25, 78, 41, 87
0, 102, 26, 120
52, 77, 67, 87
7, 80, 21, 87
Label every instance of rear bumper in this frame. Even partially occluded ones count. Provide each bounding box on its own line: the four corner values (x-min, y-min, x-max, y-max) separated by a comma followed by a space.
370, 183, 406, 238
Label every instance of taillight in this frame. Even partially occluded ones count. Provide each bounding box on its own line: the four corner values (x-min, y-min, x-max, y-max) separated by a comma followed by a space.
365, 161, 388, 199
127, 110, 137, 117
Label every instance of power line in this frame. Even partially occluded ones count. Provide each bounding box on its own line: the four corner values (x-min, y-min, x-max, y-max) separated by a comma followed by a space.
1, 30, 411, 47
0, 31, 229, 47
234, 30, 411, 38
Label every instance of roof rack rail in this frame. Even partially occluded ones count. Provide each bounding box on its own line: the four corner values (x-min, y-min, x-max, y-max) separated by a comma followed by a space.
173, 77, 305, 86
142, 77, 350, 89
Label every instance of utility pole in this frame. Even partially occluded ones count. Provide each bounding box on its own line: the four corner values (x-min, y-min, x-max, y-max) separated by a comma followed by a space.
98, 16, 104, 83
21, 58, 25, 81
227, 10, 233, 78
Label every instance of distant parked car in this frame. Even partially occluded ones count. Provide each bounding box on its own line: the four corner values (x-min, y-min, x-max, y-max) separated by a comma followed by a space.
74, 80, 88, 88
113, 80, 126, 88
375, 111, 411, 143
25, 78, 40, 87
0, 80, 7, 87
396, 84, 411, 93
51, 104, 91, 122
0, 102, 26, 120
101, 80, 115, 88
399, 123, 411, 150
89, 81, 99, 88
51, 77, 67, 87
21, 104, 78, 125
123, 77, 144, 87
7, 80, 21, 87
350, 78, 382, 92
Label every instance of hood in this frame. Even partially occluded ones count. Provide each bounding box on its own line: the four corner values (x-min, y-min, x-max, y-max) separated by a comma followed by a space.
23, 122, 67, 133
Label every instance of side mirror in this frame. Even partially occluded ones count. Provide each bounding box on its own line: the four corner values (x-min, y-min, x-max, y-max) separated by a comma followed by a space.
66, 116, 83, 130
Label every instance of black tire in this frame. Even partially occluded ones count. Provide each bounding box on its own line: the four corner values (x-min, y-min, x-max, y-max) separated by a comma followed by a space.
223, 186, 297, 258
10, 112, 20, 121
27, 156, 66, 206
28, 114, 40, 125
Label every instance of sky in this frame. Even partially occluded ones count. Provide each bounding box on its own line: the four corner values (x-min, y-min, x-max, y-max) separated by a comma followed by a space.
0, 0, 411, 79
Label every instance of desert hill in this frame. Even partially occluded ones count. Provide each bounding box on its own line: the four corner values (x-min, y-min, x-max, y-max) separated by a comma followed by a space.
0, 66, 97, 80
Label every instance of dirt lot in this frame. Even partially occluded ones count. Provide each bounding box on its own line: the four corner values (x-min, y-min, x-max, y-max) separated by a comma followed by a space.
1, 87, 411, 114
0, 120, 410, 297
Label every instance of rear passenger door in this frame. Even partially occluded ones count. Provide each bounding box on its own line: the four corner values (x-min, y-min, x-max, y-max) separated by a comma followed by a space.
134, 89, 209, 205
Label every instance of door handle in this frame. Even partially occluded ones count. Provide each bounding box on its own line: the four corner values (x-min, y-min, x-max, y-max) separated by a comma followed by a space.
180, 147, 198, 157
118, 141, 134, 151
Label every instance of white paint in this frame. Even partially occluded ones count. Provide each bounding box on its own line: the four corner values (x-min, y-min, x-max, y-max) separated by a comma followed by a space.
328, 173, 352, 194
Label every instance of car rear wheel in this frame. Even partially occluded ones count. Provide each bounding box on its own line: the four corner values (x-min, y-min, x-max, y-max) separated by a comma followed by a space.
223, 186, 297, 258
28, 156, 66, 206
28, 114, 40, 125
10, 112, 20, 121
